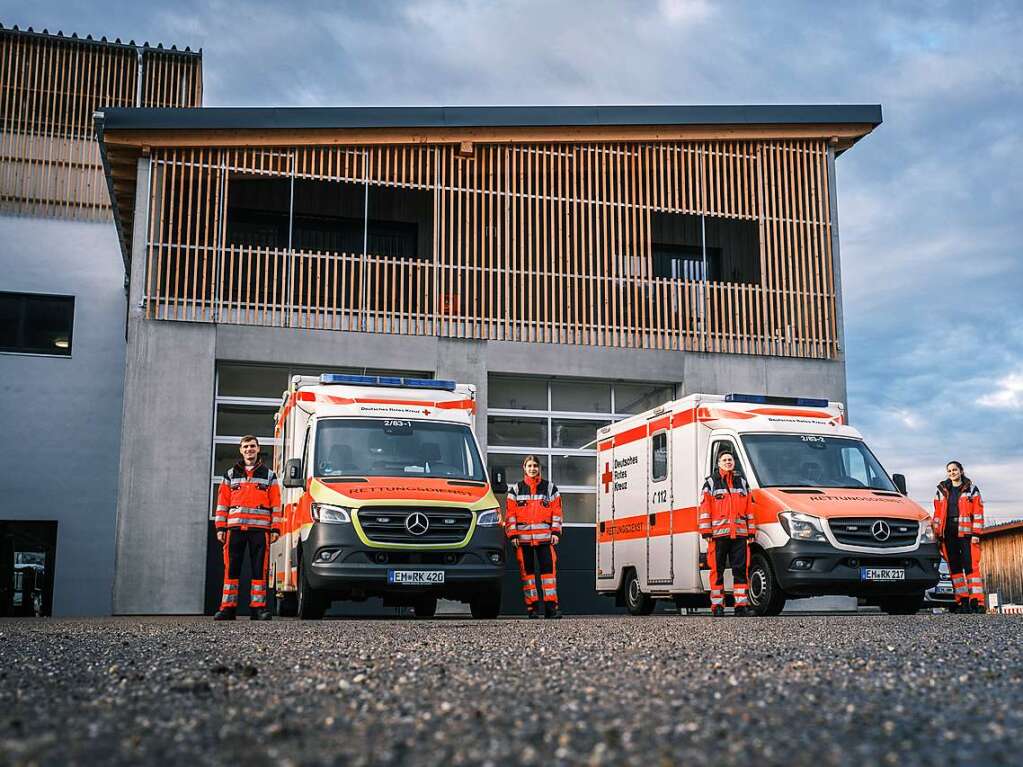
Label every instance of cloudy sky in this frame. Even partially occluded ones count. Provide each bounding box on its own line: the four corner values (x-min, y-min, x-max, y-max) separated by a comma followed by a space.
6, 0, 1021, 520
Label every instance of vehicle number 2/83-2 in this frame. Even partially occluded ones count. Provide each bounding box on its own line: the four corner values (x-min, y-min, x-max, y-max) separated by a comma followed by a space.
651, 489, 668, 504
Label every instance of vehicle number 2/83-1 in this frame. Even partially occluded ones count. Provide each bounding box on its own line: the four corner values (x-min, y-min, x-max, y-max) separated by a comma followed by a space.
651, 489, 668, 504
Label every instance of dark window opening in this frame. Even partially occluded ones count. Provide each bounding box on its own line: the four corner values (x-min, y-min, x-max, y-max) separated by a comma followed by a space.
0, 292, 74, 356
225, 176, 433, 261
651, 212, 760, 285
0, 521, 58, 617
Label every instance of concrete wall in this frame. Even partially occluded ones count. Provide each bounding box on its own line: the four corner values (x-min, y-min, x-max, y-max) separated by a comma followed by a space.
0, 214, 125, 616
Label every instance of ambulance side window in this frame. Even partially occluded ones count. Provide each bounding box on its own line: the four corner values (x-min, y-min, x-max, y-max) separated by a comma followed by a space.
710, 440, 745, 477
651, 432, 668, 482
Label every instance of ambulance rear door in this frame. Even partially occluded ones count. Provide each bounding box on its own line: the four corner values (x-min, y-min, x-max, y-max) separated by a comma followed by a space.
646, 413, 673, 583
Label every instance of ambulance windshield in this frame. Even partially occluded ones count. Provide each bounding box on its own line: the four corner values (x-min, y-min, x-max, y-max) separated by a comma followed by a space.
315, 418, 486, 481
740, 434, 897, 491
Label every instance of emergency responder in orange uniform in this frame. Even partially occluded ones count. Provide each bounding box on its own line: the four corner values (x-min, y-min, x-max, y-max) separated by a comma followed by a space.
932, 460, 985, 613
505, 455, 563, 619
214, 435, 283, 621
699, 451, 756, 617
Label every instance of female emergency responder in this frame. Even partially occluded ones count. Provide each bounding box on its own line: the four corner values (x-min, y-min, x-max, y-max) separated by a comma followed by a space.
933, 461, 985, 613
698, 451, 756, 617
505, 455, 563, 619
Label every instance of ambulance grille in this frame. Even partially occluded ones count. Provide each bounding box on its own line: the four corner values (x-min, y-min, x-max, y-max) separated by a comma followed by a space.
828, 518, 919, 548
357, 507, 473, 544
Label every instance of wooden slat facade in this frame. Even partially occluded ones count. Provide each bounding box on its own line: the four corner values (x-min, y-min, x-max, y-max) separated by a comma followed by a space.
142, 138, 840, 358
0, 27, 201, 220
981, 527, 1023, 605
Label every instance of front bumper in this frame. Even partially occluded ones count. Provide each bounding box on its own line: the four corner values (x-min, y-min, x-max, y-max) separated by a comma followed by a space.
766, 540, 941, 597
301, 521, 506, 602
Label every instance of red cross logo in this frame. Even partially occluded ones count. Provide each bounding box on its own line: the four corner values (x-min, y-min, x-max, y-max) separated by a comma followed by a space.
601, 463, 613, 493
422, 409, 431, 416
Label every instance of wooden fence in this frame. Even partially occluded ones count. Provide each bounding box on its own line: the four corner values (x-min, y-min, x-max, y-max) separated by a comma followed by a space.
142, 138, 839, 358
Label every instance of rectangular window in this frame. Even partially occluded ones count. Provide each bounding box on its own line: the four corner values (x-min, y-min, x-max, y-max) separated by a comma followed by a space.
651, 211, 760, 285
0, 292, 74, 356
651, 432, 668, 481
487, 416, 548, 448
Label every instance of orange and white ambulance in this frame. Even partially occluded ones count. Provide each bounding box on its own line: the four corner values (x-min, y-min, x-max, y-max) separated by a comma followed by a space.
271, 374, 504, 619
595, 393, 941, 616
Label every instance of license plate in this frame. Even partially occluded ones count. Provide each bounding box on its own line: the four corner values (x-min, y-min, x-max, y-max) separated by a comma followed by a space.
388, 570, 445, 585
860, 567, 906, 582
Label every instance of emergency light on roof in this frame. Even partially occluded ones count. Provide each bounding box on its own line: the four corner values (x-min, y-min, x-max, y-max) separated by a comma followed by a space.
319, 374, 457, 391
725, 393, 830, 408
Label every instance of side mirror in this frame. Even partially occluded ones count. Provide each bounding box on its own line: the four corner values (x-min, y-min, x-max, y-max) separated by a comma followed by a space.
283, 458, 305, 488
490, 466, 508, 495
892, 473, 908, 495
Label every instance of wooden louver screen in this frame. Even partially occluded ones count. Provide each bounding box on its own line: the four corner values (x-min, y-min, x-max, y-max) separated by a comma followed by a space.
0, 29, 202, 220
143, 138, 839, 359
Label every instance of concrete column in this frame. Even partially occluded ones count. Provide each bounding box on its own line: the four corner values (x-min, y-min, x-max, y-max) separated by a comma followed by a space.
827, 147, 846, 362
113, 156, 217, 613
434, 337, 489, 454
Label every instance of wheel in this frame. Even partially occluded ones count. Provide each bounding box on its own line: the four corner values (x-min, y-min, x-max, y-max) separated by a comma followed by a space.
413, 595, 438, 618
297, 555, 328, 620
470, 587, 501, 619
748, 553, 786, 617
623, 570, 655, 616
275, 590, 297, 617
879, 593, 924, 615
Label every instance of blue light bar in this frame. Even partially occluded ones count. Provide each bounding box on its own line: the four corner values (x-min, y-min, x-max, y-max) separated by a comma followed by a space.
401, 378, 457, 391
725, 393, 830, 408
319, 374, 457, 391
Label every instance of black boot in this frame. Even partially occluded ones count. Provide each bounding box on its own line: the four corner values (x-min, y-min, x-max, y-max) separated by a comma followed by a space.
734, 606, 748, 617
711, 605, 724, 618
544, 602, 563, 619
214, 608, 236, 621
527, 607, 541, 619
250, 609, 272, 621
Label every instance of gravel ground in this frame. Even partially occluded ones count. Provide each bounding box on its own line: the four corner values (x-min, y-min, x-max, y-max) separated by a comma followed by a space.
1, 614, 1021, 767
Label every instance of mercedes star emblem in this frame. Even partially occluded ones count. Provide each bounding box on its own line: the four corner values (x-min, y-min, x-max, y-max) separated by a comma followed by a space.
871, 520, 891, 542
405, 512, 430, 536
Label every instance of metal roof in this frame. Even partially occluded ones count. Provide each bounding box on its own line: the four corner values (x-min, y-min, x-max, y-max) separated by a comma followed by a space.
97, 104, 882, 132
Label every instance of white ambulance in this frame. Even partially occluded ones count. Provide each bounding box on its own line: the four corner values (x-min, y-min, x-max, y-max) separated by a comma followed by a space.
595, 393, 941, 616
271, 374, 505, 619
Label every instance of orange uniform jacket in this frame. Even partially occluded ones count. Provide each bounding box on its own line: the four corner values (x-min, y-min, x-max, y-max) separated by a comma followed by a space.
215, 462, 283, 534
505, 477, 563, 545
698, 470, 756, 539
932, 480, 983, 538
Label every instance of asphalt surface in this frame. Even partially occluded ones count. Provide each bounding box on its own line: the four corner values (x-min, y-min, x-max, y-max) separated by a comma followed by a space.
1, 614, 1021, 767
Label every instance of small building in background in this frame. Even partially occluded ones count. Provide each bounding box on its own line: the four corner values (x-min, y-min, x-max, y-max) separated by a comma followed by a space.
980, 521, 1023, 606
0, 25, 201, 615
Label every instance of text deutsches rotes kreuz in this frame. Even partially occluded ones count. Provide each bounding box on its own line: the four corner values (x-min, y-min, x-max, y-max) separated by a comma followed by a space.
613, 455, 638, 491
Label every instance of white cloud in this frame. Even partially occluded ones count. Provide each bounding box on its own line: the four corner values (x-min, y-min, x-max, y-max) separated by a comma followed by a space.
978, 371, 1023, 411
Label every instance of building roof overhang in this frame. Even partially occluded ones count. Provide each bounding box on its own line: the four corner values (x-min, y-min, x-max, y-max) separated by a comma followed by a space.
96, 103, 882, 268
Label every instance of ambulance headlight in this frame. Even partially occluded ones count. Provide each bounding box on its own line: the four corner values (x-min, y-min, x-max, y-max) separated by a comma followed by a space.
919, 522, 936, 544
476, 508, 501, 527
311, 503, 352, 524
778, 511, 826, 542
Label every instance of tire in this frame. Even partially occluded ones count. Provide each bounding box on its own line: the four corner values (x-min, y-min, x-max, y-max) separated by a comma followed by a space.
275, 590, 297, 618
623, 569, 655, 616
413, 595, 438, 618
879, 593, 924, 615
748, 552, 786, 617
469, 587, 501, 619
297, 555, 327, 620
